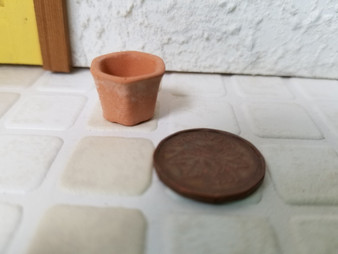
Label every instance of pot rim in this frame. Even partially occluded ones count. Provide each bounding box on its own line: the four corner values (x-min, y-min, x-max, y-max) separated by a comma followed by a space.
90, 51, 165, 84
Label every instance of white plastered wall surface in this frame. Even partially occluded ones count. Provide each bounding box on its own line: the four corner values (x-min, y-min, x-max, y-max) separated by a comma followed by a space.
67, 0, 338, 79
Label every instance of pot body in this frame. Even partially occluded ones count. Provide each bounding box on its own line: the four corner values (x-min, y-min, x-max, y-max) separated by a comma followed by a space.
90, 51, 165, 126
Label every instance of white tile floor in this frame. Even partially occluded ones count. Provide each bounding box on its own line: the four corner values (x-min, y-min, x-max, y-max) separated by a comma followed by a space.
0, 65, 338, 254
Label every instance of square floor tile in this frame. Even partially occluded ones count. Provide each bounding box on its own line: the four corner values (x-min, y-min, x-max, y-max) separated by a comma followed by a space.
293, 78, 338, 100
244, 103, 323, 139
0, 135, 62, 193
0, 66, 44, 88
5, 94, 86, 130
61, 136, 154, 195
291, 216, 338, 254
261, 144, 338, 205
34, 69, 93, 93
87, 102, 158, 132
28, 205, 146, 254
169, 96, 240, 133
0, 203, 21, 253
0, 93, 19, 118
161, 73, 226, 97
232, 75, 293, 98
316, 101, 338, 136
164, 214, 280, 254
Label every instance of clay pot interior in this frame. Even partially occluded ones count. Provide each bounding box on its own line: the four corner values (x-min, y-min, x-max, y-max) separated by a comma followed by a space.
99, 53, 163, 78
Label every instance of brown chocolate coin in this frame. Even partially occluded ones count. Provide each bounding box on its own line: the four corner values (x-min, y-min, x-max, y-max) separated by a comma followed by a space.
154, 128, 265, 204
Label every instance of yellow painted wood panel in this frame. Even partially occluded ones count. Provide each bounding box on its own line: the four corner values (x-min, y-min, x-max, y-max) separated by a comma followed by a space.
0, 0, 42, 65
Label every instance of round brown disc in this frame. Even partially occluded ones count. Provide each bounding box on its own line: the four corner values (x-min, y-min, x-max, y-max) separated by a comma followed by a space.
154, 128, 265, 204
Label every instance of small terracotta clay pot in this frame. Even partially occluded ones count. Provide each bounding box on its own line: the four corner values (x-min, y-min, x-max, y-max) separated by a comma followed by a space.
90, 51, 165, 126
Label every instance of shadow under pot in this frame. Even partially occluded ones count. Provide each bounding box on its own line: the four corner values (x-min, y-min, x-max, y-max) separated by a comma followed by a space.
90, 51, 165, 126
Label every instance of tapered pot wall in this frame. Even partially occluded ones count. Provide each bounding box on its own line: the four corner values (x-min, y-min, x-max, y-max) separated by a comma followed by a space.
90, 51, 165, 126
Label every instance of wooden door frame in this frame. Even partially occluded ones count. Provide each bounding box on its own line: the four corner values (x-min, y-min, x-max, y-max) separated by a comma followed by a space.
33, 0, 72, 72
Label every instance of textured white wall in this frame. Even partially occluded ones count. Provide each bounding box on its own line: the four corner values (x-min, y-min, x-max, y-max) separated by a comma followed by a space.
68, 0, 338, 79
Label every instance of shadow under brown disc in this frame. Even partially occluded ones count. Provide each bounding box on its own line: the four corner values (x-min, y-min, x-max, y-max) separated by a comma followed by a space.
154, 129, 265, 204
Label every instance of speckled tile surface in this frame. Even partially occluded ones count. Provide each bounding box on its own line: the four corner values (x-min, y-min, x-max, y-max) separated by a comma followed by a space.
5, 94, 86, 130
0, 135, 62, 193
0, 66, 338, 254
61, 136, 154, 195
243, 103, 323, 139
0, 93, 19, 118
168, 96, 240, 133
261, 144, 338, 205
291, 216, 338, 254
164, 214, 280, 254
27, 205, 146, 254
0, 203, 21, 253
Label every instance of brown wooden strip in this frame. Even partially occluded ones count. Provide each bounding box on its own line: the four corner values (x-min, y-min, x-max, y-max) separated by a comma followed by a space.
33, 0, 72, 72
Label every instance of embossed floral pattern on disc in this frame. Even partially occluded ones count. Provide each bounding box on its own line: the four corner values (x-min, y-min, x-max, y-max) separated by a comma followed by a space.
154, 129, 265, 203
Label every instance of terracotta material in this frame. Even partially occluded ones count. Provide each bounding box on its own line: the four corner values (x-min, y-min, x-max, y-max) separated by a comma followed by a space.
153, 128, 266, 204
90, 51, 165, 126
